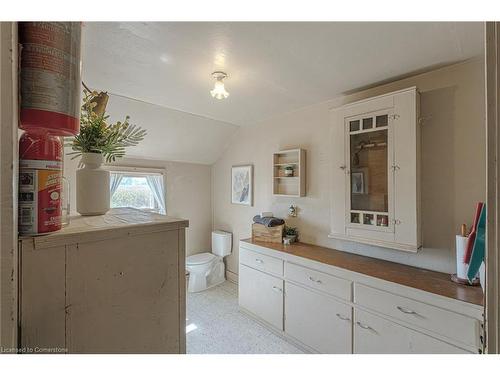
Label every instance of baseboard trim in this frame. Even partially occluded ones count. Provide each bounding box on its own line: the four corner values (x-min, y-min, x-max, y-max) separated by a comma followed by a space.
226, 270, 238, 284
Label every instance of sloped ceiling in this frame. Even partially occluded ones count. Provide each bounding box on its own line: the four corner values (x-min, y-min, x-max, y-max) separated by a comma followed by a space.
82, 22, 483, 163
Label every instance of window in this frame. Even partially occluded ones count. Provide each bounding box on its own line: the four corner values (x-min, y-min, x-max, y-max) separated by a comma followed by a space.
109, 170, 166, 214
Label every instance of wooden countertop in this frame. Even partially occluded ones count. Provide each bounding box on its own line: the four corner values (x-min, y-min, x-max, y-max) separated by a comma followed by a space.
242, 239, 484, 307
21, 208, 189, 250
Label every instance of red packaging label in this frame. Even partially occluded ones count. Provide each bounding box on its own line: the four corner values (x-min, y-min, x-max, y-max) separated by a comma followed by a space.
19, 167, 62, 235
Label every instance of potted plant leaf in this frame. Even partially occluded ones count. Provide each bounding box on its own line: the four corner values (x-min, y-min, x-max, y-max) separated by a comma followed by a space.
65, 87, 147, 216
284, 226, 298, 243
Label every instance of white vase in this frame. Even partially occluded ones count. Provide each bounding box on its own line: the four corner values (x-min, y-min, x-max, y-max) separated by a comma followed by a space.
76, 153, 110, 216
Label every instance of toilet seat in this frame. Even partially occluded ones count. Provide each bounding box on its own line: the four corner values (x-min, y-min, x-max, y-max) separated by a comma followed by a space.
186, 252, 217, 266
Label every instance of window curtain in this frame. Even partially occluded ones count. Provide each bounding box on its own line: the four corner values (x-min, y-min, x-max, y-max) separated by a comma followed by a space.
110, 172, 124, 198
146, 175, 166, 214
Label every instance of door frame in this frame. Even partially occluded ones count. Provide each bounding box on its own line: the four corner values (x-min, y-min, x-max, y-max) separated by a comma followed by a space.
485, 21, 500, 354
0, 21, 18, 351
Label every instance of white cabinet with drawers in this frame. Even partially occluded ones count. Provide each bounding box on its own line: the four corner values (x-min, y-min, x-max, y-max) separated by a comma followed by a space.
238, 240, 484, 354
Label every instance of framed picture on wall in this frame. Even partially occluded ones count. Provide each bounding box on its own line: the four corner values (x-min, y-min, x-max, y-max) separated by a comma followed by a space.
231, 165, 253, 206
351, 171, 365, 194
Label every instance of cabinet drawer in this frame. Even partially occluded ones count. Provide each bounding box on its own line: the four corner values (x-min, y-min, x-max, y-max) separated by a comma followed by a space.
240, 247, 283, 276
285, 262, 352, 301
354, 309, 470, 354
355, 283, 480, 348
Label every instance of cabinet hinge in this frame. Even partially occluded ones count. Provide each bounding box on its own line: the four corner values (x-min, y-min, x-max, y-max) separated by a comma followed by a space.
389, 114, 400, 120
393, 219, 401, 225
391, 164, 400, 171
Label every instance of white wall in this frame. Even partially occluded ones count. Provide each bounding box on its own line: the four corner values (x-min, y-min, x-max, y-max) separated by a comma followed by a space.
64, 156, 212, 257
212, 58, 486, 276
84, 93, 238, 165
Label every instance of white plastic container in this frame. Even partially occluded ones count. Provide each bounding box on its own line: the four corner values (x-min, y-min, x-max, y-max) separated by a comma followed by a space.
455, 235, 468, 279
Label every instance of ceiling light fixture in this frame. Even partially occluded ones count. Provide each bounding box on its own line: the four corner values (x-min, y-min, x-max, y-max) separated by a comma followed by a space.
210, 71, 229, 100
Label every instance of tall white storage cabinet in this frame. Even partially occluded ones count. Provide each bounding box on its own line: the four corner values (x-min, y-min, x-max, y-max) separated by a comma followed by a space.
19, 208, 188, 354
330, 87, 421, 252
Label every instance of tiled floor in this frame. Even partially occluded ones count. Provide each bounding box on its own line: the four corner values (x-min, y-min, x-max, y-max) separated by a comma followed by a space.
186, 281, 303, 354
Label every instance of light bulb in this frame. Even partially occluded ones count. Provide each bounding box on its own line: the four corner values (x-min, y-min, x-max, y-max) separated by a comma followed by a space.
210, 80, 229, 99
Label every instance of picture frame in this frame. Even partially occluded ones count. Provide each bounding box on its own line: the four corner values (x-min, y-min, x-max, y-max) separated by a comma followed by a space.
231, 165, 253, 206
351, 171, 365, 194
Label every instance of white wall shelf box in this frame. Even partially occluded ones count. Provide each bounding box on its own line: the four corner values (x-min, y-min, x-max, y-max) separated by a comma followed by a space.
273, 149, 306, 197
329, 87, 421, 252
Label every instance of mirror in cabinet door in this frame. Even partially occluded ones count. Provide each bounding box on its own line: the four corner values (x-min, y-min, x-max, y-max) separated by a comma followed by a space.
346, 110, 394, 233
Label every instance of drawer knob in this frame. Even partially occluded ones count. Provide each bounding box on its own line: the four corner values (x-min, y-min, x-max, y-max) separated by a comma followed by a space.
336, 313, 351, 322
272, 286, 283, 293
396, 306, 417, 315
308, 276, 322, 284
255, 259, 264, 264
356, 321, 375, 332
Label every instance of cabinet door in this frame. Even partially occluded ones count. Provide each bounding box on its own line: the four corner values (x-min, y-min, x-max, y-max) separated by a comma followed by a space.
330, 108, 347, 236
285, 282, 352, 353
20, 242, 66, 351
393, 89, 420, 247
354, 309, 469, 354
66, 230, 182, 353
239, 264, 284, 330
345, 110, 394, 235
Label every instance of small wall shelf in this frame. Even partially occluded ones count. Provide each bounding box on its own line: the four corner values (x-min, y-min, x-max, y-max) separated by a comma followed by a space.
273, 148, 306, 197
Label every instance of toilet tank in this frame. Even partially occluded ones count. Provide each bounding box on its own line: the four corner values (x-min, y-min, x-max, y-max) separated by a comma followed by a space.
212, 230, 232, 257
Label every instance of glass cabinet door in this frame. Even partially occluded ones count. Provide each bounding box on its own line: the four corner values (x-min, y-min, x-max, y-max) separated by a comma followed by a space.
346, 112, 392, 231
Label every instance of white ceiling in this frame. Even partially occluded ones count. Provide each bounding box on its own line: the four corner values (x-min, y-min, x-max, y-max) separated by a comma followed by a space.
82, 22, 484, 128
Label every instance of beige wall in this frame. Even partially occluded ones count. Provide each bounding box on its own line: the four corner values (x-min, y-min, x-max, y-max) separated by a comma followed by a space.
212, 58, 486, 276
64, 156, 212, 257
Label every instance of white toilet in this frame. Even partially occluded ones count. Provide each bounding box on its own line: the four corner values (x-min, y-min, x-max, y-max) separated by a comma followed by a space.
186, 230, 232, 293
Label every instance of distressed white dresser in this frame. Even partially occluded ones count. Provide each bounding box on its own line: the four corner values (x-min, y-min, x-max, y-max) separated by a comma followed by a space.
19, 208, 188, 354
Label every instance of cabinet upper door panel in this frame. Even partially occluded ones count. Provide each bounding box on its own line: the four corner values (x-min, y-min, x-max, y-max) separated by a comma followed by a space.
346, 110, 394, 234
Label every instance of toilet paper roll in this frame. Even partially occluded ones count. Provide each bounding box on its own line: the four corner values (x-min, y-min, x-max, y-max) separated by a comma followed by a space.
456, 235, 469, 279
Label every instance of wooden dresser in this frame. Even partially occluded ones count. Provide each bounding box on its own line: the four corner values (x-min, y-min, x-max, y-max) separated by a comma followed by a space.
18, 208, 188, 354
239, 239, 484, 354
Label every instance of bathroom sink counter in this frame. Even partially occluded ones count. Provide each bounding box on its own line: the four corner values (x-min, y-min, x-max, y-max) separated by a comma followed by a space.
241, 239, 483, 307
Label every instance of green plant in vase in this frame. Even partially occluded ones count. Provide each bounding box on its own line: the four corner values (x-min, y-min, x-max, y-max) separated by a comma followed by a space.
284, 165, 294, 177
65, 88, 147, 163
285, 226, 298, 243
65, 87, 148, 216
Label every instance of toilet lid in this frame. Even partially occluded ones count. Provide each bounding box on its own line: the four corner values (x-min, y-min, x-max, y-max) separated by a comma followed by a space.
186, 252, 216, 265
